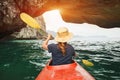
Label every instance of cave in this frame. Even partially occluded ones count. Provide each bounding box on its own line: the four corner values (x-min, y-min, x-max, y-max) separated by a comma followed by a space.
0, 0, 120, 40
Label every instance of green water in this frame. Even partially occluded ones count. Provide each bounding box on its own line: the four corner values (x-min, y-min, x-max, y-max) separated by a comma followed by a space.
0, 40, 120, 80
0, 40, 44, 80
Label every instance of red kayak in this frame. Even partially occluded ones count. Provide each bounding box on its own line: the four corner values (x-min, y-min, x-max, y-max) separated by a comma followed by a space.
35, 60, 95, 80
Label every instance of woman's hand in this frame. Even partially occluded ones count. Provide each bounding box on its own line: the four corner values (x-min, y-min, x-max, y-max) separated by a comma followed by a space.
42, 34, 52, 50
47, 34, 52, 40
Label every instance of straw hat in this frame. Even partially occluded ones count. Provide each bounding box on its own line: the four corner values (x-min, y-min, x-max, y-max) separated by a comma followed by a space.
55, 27, 73, 42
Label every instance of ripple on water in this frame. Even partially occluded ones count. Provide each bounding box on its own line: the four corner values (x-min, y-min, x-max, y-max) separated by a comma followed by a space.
0, 40, 120, 80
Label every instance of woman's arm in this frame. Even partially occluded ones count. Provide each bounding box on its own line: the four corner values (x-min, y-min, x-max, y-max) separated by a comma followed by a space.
42, 34, 52, 50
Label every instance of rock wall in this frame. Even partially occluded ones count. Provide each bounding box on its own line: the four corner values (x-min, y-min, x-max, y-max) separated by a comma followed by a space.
14, 0, 120, 28
0, 0, 22, 39
0, 0, 46, 40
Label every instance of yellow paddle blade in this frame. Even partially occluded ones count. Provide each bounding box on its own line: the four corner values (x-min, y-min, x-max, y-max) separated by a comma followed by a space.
82, 59, 94, 67
20, 13, 40, 29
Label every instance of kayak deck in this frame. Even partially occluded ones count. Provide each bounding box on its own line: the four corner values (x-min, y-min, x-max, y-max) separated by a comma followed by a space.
36, 60, 95, 80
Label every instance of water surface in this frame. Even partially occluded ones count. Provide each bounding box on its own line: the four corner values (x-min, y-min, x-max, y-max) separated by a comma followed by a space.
0, 39, 120, 80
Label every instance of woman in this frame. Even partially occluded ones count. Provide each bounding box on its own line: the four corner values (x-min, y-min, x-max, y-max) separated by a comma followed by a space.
36, 27, 95, 80
42, 27, 75, 65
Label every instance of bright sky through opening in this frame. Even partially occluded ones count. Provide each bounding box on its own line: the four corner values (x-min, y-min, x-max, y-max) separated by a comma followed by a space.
43, 10, 120, 38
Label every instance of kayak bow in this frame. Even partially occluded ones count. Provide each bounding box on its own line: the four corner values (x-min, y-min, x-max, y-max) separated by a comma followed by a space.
36, 60, 95, 80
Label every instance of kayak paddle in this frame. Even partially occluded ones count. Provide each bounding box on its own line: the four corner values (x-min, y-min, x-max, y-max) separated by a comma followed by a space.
82, 59, 94, 67
20, 13, 40, 29
20, 12, 48, 38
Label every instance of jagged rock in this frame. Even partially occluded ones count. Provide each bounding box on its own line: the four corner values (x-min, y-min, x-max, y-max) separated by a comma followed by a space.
11, 27, 37, 39
11, 27, 46, 39
0, 0, 23, 38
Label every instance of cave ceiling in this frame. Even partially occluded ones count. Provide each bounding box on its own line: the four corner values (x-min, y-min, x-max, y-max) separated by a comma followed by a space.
0, 0, 120, 39
15, 0, 120, 28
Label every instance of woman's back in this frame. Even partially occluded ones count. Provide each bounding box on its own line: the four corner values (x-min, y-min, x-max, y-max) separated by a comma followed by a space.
48, 43, 75, 65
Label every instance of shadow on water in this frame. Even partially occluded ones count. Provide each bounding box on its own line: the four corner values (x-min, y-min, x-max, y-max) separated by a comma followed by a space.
0, 40, 120, 80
